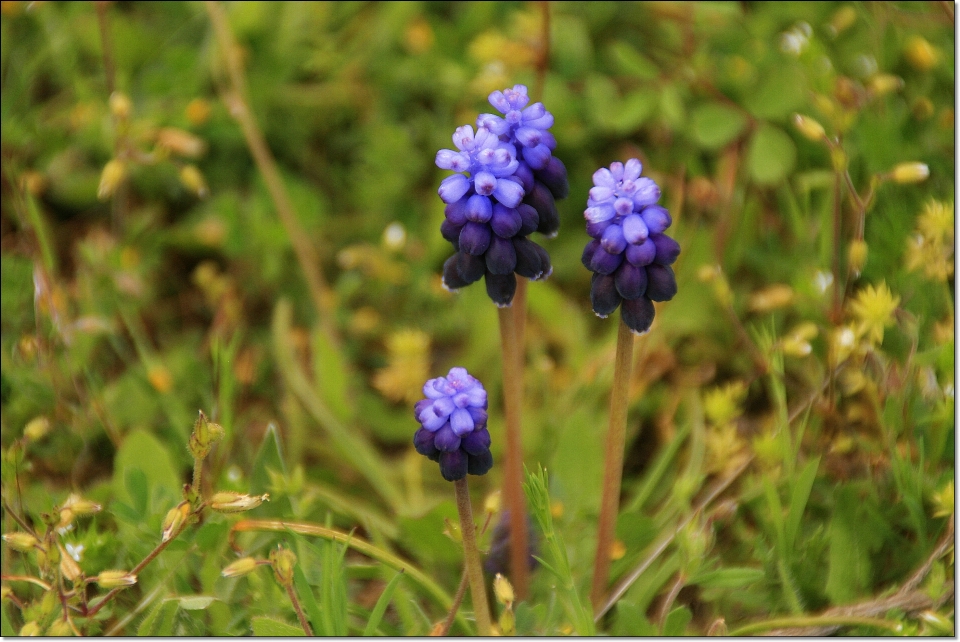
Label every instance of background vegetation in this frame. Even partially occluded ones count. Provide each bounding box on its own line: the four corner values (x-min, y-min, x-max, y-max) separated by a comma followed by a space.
1, 0, 954, 636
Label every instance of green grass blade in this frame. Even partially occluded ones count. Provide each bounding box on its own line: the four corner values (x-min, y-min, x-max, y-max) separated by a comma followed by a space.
363, 570, 405, 636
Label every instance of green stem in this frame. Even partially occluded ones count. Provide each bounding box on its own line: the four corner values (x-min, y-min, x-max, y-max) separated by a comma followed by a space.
497, 306, 530, 601
231, 519, 467, 632
591, 317, 635, 611
454, 478, 493, 636
729, 615, 903, 636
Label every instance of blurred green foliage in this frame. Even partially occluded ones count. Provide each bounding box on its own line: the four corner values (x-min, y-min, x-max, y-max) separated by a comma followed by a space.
1, 0, 954, 636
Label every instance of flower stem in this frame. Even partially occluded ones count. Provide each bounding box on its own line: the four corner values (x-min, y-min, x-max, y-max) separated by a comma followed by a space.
590, 316, 635, 612
497, 305, 530, 601
454, 478, 493, 636
285, 583, 314, 636
729, 615, 903, 636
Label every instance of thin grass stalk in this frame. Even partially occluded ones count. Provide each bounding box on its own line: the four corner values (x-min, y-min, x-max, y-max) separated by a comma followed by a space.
497, 306, 530, 601
454, 478, 493, 636
590, 316, 635, 611
204, 1, 337, 346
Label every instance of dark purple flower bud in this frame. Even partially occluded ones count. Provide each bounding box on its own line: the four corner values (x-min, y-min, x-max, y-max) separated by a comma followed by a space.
516, 203, 540, 236
582, 239, 601, 270
445, 197, 470, 226
467, 406, 488, 427
513, 237, 544, 279
484, 511, 539, 575
625, 238, 657, 267
490, 204, 522, 238
525, 182, 559, 238
465, 194, 493, 223
645, 264, 678, 301
586, 218, 612, 240
434, 423, 461, 452
532, 242, 553, 280
467, 449, 493, 476
591, 273, 622, 318
460, 222, 492, 256
461, 427, 491, 456
414, 399, 432, 420
413, 427, 439, 458
439, 450, 468, 481
485, 235, 518, 275
457, 251, 486, 284
588, 244, 624, 275
513, 162, 535, 194
485, 272, 517, 307
535, 156, 569, 200
621, 296, 656, 334
522, 143, 552, 170
442, 254, 469, 291
614, 262, 648, 300
641, 205, 672, 234
651, 233, 681, 265
601, 223, 627, 255
440, 218, 464, 249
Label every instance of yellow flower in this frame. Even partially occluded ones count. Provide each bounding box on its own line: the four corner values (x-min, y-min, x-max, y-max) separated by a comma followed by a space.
372, 329, 431, 404
703, 381, 747, 426
906, 200, 954, 283
849, 282, 900, 344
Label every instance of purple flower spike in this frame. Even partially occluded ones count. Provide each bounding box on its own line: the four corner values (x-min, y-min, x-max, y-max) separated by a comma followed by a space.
413, 368, 492, 482
437, 84, 567, 305
581, 158, 680, 333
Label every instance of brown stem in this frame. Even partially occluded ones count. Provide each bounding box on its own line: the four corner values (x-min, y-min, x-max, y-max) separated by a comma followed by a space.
590, 317, 635, 611
286, 582, 314, 636
437, 569, 469, 636
204, 1, 338, 344
657, 572, 687, 631
85, 509, 195, 617
454, 478, 492, 636
94, 2, 116, 97
532, 2, 551, 102
497, 306, 530, 601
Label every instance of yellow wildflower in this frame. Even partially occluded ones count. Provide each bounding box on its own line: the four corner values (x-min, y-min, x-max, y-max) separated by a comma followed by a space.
849, 282, 899, 344
372, 329, 431, 404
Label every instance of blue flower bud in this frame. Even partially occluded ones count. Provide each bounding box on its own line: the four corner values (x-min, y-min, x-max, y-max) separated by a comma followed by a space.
581, 159, 680, 333
414, 368, 493, 482
485, 235, 518, 275
485, 272, 517, 307
460, 222, 492, 256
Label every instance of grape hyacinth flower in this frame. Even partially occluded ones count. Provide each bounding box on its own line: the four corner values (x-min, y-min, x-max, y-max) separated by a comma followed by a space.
413, 367, 493, 482
438, 85, 568, 307
581, 158, 680, 334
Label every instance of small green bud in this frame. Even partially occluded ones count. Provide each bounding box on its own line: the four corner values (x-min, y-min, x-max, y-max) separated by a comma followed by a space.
792, 113, 825, 141
97, 160, 126, 201
890, 162, 930, 184
498, 606, 516, 636
208, 492, 269, 513
23, 416, 51, 442
188, 410, 224, 460
269, 547, 297, 586
109, 92, 132, 120
96, 570, 137, 589
161, 501, 191, 542
58, 545, 82, 583
46, 618, 74, 637
62, 493, 102, 518
493, 573, 514, 606
848, 239, 868, 276
2, 532, 39, 552
867, 74, 903, 97
222, 557, 260, 578
20, 621, 42, 636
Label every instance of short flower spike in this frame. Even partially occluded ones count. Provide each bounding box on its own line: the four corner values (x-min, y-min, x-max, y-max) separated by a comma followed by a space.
581, 159, 680, 334
413, 367, 493, 481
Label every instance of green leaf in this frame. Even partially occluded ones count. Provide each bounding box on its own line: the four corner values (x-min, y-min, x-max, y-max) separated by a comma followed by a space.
744, 63, 806, 119
785, 457, 820, 551
691, 567, 765, 589
138, 598, 173, 636
607, 41, 659, 80
662, 605, 692, 636
249, 423, 292, 517
747, 124, 797, 185
173, 595, 217, 611
311, 325, 353, 423
126, 468, 148, 517
251, 616, 306, 637
112, 429, 181, 511
691, 102, 748, 149
614, 600, 657, 636
363, 570, 404, 636
293, 564, 324, 636
825, 485, 873, 603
